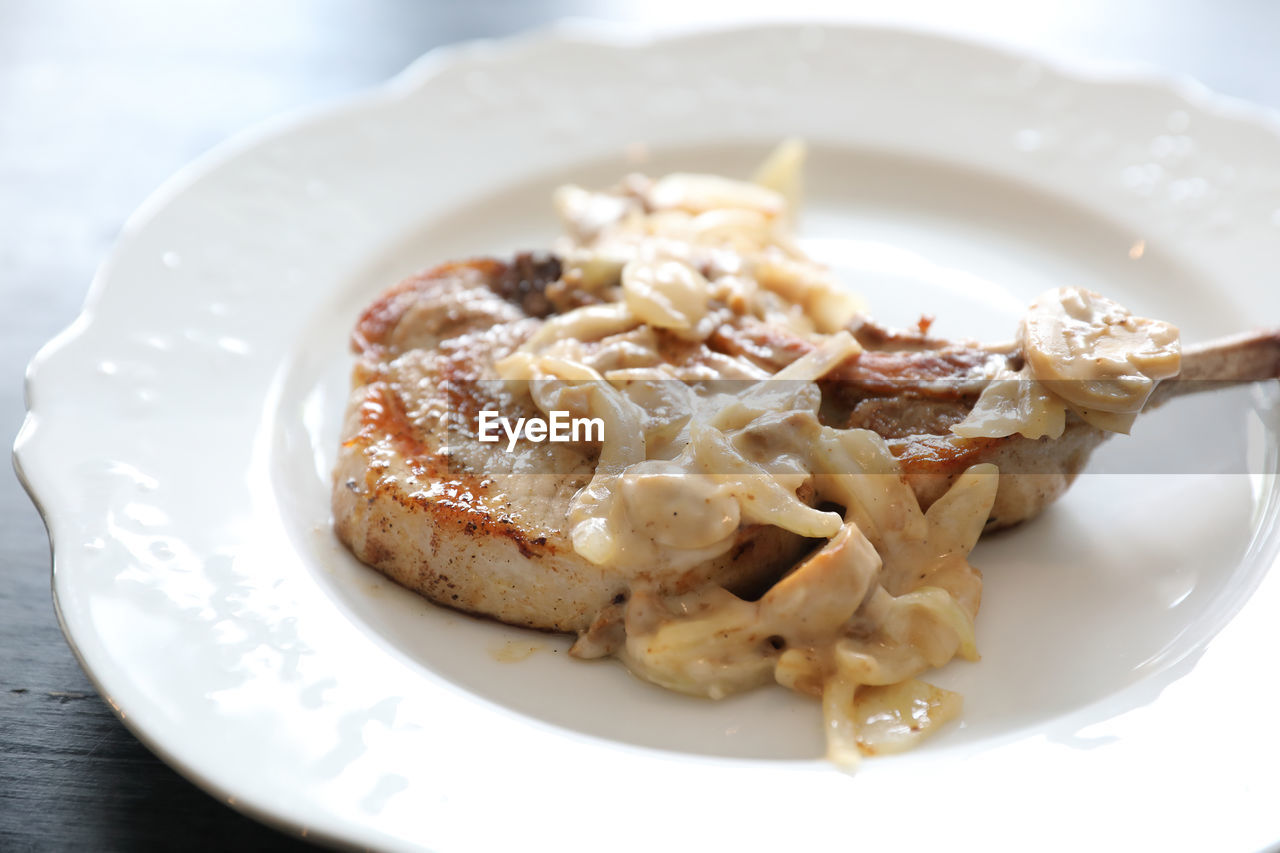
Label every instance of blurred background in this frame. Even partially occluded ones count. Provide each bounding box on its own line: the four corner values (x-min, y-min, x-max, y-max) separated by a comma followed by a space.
2, 1, 1277, 848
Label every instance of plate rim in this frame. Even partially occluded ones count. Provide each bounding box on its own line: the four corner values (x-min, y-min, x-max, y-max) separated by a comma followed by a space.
14, 18, 1280, 851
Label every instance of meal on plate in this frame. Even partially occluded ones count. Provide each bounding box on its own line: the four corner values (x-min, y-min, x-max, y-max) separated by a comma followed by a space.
332, 142, 1279, 765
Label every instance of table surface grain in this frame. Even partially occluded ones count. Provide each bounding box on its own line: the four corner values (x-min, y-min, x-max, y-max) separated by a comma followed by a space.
2, 1, 1278, 850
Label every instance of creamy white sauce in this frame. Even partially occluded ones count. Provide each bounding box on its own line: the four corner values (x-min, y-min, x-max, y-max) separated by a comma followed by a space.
488, 151, 1011, 764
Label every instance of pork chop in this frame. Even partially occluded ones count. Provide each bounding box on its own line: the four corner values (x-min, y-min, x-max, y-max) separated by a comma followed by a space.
335, 253, 1280, 632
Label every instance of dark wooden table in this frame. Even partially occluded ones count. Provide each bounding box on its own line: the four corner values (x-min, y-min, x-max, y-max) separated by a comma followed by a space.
3, 2, 1278, 850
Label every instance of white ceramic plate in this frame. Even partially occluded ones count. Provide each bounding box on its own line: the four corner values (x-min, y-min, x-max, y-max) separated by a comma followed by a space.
16, 21, 1280, 852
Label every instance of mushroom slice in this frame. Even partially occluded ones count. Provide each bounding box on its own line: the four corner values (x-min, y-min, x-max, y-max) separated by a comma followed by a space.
1020, 287, 1181, 414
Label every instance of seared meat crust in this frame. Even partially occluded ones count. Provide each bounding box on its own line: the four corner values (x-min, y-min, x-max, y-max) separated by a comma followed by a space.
333, 257, 813, 632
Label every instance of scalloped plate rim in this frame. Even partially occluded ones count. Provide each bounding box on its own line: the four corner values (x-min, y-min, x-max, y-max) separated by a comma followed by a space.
14, 19, 1280, 852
